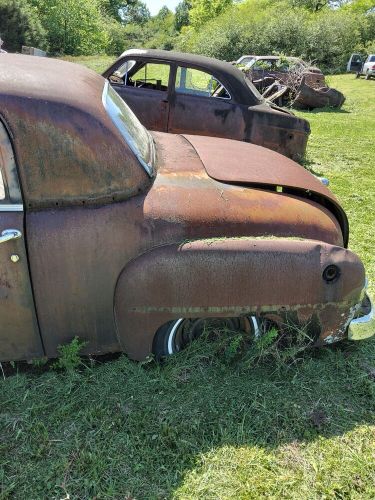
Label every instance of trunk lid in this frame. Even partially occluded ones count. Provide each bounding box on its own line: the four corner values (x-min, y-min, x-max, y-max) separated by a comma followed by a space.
182, 134, 348, 246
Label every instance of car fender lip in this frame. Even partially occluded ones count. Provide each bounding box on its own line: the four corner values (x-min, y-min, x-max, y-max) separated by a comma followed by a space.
114, 237, 365, 360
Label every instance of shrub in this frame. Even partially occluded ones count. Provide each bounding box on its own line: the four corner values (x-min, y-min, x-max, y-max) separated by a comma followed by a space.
0, 0, 47, 52
178, 0, 374, 72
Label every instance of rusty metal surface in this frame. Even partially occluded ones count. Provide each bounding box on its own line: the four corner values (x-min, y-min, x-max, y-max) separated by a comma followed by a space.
0, 211, 43, 361
104, 50, 310, 161
0, 55, 150, 209
114, 239, 365, 360
180, 134, 348, 246
113, 84, 170, 132
0, 56, 365, 361
27, 132, 346, 358
102, 48, 262, 106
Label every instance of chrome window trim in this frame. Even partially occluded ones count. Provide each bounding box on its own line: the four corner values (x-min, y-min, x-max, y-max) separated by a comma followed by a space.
102, 81, 154, 177
0, 204, 23, 212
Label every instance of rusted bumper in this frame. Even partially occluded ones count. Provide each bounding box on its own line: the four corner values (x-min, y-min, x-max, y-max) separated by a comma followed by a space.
114, 238, 365, 360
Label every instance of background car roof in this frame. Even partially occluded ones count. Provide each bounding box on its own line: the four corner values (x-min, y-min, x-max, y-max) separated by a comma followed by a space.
104, 48, 262, 106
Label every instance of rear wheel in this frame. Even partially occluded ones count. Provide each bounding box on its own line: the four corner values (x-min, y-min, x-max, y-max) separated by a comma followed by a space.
365, 71, 370, 80
152, 316, 261, 358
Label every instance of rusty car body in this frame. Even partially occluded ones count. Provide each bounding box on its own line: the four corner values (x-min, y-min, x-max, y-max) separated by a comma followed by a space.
238, 55, 323, 89
239, 55, 345, 110
0, 54, 373, 362
102, 49, 310, 162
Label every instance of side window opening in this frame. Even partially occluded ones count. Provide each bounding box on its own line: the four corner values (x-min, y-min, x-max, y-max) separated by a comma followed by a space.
253, 59, 273, 71
175, 66, 231, 100
110, 61, 170, 92
0, 120, 22, 205
110, 59, 136, 84
129, 63, 170, 91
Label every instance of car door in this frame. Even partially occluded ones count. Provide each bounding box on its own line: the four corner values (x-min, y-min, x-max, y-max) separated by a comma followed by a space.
0, 120, 43, 361
108, 59, 172, 132
168, 65, 244, 141
347, 53, 363, 73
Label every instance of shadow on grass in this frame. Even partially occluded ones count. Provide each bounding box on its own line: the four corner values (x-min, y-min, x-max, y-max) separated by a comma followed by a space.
303, 106, 350, 114
300, 156, 325, 177
0, 334, 374, 498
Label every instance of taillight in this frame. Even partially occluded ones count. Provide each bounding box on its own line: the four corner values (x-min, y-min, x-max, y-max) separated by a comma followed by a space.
372, 65, 375, 70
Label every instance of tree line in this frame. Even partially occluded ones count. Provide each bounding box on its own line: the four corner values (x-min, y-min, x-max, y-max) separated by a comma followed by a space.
0, 0, 374, 71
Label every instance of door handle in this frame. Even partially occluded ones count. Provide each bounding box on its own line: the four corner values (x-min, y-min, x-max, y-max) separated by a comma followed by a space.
0, 229, 22, 244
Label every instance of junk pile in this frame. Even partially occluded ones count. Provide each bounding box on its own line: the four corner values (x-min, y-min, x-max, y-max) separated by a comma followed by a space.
246, 65, 345, 110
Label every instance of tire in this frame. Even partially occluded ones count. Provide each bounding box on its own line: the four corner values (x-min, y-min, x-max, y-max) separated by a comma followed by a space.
355, 72, 360, 79
152, 316, 260, 358
365, 71, 370, 80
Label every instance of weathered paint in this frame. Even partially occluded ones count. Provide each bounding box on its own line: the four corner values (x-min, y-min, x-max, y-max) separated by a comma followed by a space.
0, 55, 368, 361
114, 238, 365, 360
0, 211, 43, 361
103, 49, 310, 161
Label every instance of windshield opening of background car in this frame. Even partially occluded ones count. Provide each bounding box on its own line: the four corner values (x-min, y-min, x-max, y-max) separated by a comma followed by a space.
102, 82, 155, 176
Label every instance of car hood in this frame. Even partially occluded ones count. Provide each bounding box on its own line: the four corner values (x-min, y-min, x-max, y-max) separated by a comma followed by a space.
149, 132, 348, 247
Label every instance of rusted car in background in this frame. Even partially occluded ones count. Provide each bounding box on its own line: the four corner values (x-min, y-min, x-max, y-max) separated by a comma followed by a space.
102, 49, 310, 161
238, 55, 345, 109
0, 55, 373, 362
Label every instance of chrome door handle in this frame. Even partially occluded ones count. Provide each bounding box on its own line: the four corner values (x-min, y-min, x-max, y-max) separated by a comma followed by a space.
0, 229, 22, 244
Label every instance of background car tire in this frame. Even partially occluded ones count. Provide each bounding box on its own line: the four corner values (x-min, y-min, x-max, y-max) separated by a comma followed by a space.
365, 72, 370, 80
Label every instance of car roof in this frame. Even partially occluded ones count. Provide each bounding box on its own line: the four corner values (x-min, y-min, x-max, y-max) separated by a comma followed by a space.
104, 48, 262, 106
0, 53, 104, 107
0, 54, 148, 207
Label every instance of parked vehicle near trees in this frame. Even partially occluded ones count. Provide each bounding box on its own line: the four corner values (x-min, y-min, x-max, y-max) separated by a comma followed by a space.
103, 49, 311, 161
347, 53, 375, 79
0, 55, 373, 362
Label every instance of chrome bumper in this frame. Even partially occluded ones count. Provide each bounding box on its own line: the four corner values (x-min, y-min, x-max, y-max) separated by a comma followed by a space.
348, 293, 375, 341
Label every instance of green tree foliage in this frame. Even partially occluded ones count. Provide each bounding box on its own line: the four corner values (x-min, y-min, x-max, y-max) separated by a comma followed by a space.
119, 0, 150, 24
290, 0, 353, 10
105, 19, 151, 54
189, 0, 233, 29
0, 0, 46, 52
32, 0, 109, 55
344, 0, 375, 13
99, 0, 147, 22
177, 0, 374, 71
145, 7, 177, 50
175, 0, 191, 31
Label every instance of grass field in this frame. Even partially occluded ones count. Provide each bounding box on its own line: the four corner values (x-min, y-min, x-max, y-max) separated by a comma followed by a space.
0, 60, 374, 499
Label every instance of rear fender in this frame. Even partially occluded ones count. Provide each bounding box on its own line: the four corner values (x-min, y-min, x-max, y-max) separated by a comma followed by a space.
114, 238, 365, 360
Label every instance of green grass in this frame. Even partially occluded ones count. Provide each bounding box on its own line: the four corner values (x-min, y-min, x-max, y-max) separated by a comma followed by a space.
295, 75, 375, 297
1, 71, 375, 499
60, 54, 114, 73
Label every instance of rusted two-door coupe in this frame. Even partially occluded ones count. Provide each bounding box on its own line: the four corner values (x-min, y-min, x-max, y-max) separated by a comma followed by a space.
103, 49, 310, 161
0, 55, 373, 362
